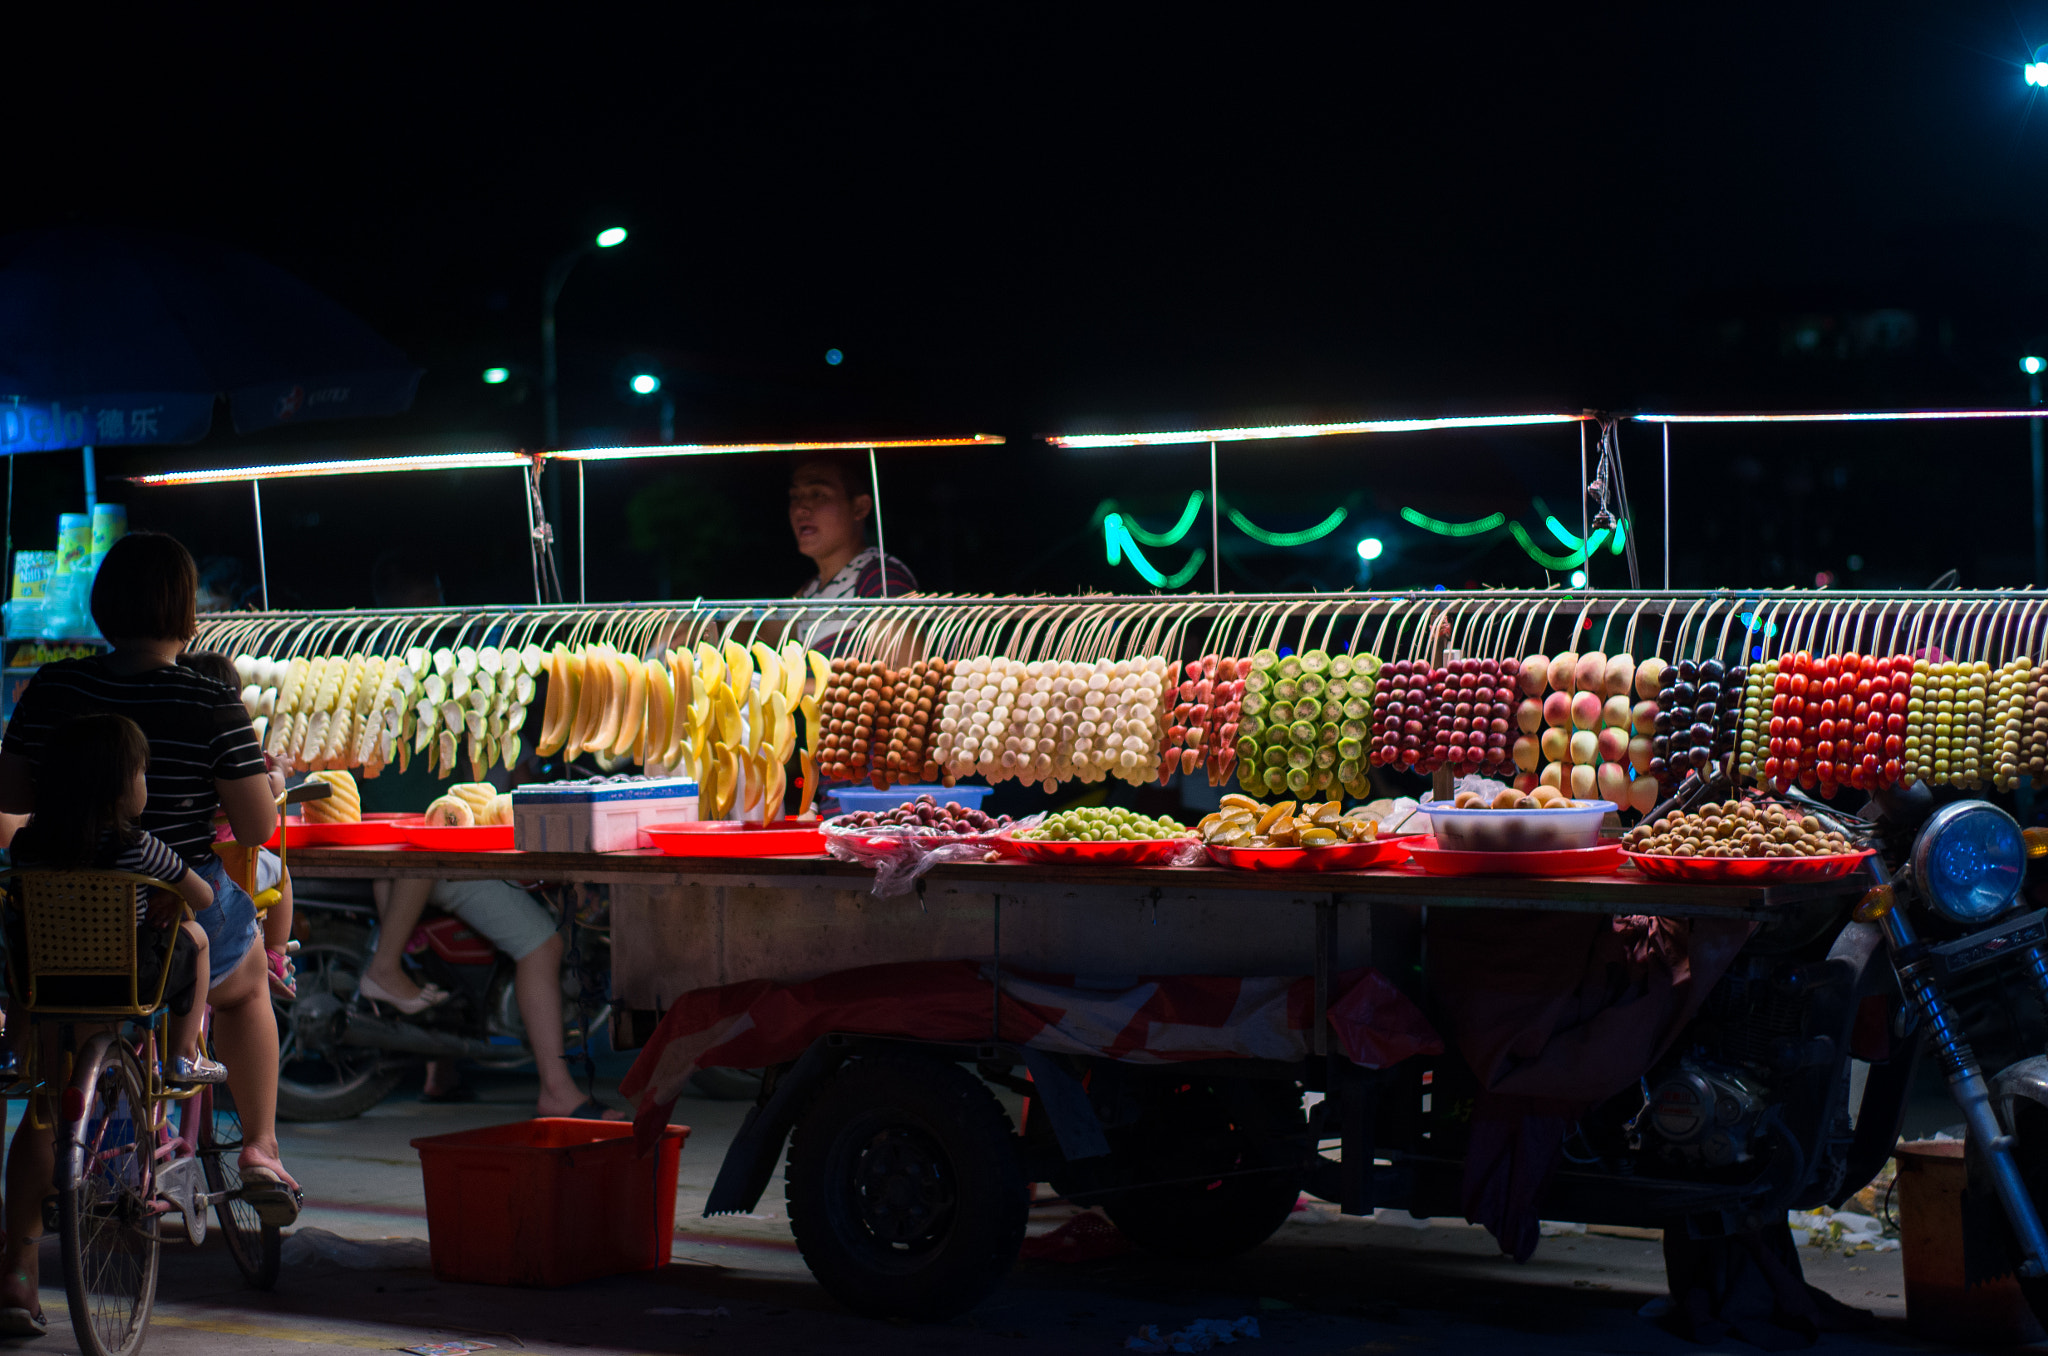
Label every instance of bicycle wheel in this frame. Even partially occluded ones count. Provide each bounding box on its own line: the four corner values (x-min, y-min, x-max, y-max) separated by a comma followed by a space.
58, 1034, 160, 1356
199, 1088, 280, 1289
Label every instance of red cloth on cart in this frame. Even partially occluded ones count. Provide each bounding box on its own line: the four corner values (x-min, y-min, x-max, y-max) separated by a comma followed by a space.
620, 961, 1439, 1147
1425, 909, 1756, 1262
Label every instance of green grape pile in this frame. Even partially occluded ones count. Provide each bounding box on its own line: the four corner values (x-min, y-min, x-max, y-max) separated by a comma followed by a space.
1020, 807, 1192, 842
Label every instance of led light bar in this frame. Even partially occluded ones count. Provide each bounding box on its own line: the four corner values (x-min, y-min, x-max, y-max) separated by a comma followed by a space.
1047, 413, 1588, 449
1634, 410, 2045, 424
545, 434, 1005, 462
129, 451, 533, 486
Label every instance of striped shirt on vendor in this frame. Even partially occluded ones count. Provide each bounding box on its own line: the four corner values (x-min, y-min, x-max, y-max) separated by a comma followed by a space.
2, 657, 267, 865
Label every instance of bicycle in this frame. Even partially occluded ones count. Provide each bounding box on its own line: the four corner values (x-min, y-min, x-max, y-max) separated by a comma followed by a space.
0, 779, 321, 1355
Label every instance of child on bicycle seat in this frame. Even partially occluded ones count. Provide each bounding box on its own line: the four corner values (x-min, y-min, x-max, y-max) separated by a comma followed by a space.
180, 651, 296, 997
10, 713, 226, 1085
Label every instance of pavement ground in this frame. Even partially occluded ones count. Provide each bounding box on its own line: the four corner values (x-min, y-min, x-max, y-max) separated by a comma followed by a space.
0, 1064, 2010, 1356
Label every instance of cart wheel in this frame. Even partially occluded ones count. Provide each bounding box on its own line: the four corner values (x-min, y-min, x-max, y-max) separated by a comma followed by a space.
1101, 1079, 1303, 1261
786, 1055, 1026, 1320
58, 1034, 161, 1356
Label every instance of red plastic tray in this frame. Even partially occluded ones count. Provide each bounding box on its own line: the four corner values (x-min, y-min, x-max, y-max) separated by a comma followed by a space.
1008, 836, 1192, 866
267, 812, 416, 848
1622, 848, 1875, 884
1205, 834, 1424, 873
1404, 837, 1625, 877
404, 822, 516, 851
645, 821, 827, 857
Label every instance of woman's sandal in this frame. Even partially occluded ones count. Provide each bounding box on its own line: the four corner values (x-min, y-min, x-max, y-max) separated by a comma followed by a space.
239, 1165, 304, 1228
356, 973, 450, 1015
0, 1306, 45, 1338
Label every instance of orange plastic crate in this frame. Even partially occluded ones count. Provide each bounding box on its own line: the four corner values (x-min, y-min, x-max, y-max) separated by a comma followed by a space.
411, 1117, 688, 1287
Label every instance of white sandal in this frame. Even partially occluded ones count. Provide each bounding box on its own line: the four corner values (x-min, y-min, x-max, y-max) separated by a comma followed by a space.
356, 973, 451, 1014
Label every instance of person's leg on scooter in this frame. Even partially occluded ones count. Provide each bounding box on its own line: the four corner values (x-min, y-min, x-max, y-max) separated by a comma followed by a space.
429, 879, 609, 1118
363, 878, 449, 1013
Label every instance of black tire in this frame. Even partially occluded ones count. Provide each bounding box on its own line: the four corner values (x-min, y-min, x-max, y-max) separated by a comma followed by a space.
276, 926, 405, 1121
200, 1089, 280, 1290
58, 1035, 160, 1356
1100, 1079, 1303, 1262
786, 1056, 1026, 1320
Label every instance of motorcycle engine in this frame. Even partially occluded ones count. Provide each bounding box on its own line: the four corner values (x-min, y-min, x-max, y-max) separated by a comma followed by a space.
1643, 1059, 1766, 1167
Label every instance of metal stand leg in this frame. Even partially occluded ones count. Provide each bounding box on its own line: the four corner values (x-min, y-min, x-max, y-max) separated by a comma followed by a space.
1314, 898, 1333, 1058
991, 893, 1002, 1042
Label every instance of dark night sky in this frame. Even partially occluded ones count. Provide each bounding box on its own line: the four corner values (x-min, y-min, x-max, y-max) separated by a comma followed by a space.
6, 4, 2048, 604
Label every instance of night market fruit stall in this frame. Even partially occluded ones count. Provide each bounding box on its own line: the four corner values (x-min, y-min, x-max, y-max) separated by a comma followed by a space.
195, 589, 2043, 1324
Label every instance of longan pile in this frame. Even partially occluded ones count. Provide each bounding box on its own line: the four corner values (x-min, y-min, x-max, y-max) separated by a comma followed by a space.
814, 657, 954, 787
1623, 800, 1852, 859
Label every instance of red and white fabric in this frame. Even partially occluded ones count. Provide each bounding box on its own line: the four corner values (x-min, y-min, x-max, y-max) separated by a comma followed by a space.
621, 960, 1439, 1143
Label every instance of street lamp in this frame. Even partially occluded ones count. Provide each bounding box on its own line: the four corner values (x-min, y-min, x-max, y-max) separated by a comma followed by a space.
629, 371, 674, 443
542, 226, 629, 448
481, 367, 510, 385
2029, 45, 2048, 86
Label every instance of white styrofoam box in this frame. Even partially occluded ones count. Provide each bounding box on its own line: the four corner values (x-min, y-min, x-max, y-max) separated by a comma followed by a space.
512, 776, 699, 853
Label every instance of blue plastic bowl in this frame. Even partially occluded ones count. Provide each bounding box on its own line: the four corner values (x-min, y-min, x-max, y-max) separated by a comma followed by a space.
828, 784, 992, 813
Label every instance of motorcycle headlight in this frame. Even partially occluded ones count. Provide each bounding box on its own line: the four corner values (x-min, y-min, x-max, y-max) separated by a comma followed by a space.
1910, 801, 2026, 925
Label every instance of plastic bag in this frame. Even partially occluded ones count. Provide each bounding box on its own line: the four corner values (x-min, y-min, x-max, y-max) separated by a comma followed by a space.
824, 813, 1044, 897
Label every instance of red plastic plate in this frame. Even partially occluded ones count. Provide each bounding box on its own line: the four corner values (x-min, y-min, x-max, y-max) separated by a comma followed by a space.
1205, 834, 1424, 873
266, 813, 416, 849
404, 823, 517, 851
1404, 837, 1625, 877
1008, 836, 1192, 866
1622, 849, 1875, 884
645, 822, 827, 857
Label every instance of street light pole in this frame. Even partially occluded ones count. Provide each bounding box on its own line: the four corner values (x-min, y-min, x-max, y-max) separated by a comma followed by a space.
2030, 356, 2045, 585
538, 225, 626, 588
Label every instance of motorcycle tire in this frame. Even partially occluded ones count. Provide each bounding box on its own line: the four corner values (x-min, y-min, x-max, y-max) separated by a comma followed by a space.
785, 1054, 1026, 1320
275, 924, 406, 1122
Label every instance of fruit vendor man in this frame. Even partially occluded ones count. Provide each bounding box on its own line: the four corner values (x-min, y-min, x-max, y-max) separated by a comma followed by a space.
790, 455, 917, 599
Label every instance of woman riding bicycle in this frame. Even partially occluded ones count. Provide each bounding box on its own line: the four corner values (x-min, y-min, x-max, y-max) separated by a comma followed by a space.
0, 533, 298, 1332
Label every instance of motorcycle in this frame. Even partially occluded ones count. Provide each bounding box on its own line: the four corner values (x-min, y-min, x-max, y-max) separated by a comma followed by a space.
272, 877, 613, 1121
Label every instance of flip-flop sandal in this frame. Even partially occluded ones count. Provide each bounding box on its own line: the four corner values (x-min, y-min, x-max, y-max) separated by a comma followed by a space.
0, 1306, 47, 1338
561, 1097, 620, 1121
420, 1085, 476, 1104
239, 1165, 304, 1227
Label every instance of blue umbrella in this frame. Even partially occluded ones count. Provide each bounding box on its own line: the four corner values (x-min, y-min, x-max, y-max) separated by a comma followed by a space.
0, 227, 421, 454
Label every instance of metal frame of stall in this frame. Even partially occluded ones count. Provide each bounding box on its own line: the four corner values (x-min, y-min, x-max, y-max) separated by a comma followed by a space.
124, 434, 1006, 609
1048, 407, 2048, 593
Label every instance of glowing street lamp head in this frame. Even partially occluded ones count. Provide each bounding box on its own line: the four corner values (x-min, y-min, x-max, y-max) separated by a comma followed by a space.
481, 367, 510, 385
594, 226, 628, 249
629, 373, 661, 396
2031, 46, 2048, 86
2025, 356, 2046, 377
1355, 537, 1384, 561
1570, 569, 1588, 588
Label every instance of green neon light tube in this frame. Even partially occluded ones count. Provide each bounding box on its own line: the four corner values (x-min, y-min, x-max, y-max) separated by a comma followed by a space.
1122, 491, 1204, 546
1545, 515, 1585, 549
1399, 507, 1506, 537
1225, 504, 1347, 546
1508, 520, 1587, 570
